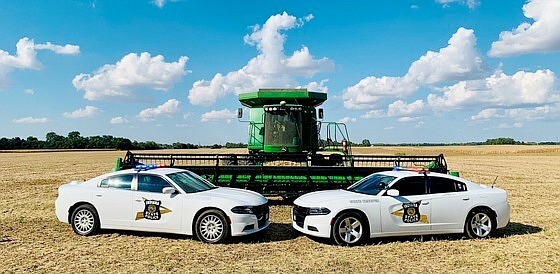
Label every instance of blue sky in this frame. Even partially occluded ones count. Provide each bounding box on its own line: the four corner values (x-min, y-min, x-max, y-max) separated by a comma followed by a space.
1, 0, 559, 144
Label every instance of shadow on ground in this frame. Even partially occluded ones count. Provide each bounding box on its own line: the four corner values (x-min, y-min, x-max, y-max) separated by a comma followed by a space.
98, 222, 299, 244
305, 221, 542, 246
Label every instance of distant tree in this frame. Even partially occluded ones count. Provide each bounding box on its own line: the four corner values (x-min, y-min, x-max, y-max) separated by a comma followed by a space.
484, 137, 518, 145
361, 139, 371, 147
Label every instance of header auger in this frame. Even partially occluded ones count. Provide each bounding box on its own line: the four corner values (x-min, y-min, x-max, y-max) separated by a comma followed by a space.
117, 88, 448, 199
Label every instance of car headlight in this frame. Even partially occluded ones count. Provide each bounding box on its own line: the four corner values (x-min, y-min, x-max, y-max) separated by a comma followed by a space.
308, 207, 331, 215
231, 206, 254, 214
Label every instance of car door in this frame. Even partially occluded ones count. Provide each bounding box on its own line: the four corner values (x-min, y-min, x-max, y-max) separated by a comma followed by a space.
428, 176, 472, 232
94, 174, 134, 228
132, 174, 183, 233
379, 176, 431, 235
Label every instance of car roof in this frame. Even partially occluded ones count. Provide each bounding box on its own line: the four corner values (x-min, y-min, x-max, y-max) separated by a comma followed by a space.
110, 167, 187, 176
377, 170, 463, 181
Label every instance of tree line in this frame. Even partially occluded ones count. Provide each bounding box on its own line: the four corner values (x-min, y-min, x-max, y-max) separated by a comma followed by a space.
0, 131, 214, 150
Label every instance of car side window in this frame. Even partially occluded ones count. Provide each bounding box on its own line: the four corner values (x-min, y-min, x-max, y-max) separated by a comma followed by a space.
389, 176, 427, 196
138, 174, 173, 193
429, 177, 468, 193
105, 175, 133, 190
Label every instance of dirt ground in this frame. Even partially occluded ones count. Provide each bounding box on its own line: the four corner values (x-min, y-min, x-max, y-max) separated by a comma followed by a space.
1, 146, 559, 272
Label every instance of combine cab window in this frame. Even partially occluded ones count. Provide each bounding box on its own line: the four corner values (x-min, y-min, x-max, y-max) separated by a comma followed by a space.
264, 111, 302, 146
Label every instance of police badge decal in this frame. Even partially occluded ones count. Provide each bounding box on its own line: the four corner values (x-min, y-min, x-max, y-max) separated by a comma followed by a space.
402, 201, 421, 223
143, 200, 162, 220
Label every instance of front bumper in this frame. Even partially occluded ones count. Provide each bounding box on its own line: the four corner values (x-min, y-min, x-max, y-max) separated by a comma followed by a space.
230, 212, 270, 236
292, 207, 332, 238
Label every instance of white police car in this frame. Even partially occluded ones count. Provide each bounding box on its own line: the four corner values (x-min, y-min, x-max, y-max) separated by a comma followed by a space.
55, 165, 269, 243
292, 169, 510, 246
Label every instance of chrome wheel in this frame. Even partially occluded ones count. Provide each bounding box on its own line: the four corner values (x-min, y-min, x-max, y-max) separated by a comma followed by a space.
199, 214, 224, 242
470, 212, 492, 237
337, 216, 363, 244
72, 207, 98, 235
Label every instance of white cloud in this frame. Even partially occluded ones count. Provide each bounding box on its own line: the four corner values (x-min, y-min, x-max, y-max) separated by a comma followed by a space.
201, 108, 237, 122
384, 126, 394, 130
338, 117, 357, 123
137, 99, 180, 122
470, 108, 498, 121
110, 116, 129, 124
398, 116, 421, 123
428, 69, 559, 110
489, 0, 560, 57
63, 106, 102, 119
12, 117, 49, 124
34, 42, 80, 55
175, 123, 189, 128
498, 122, 523, 129
343, 27, 487, 110
0, 38, 79, 87
435, 0, 479, 9
153, 0, 165, 8
188, 12, 334, 106
23, 89, 34, 95
73, 52, 188, 101
361, 109, 385, 119
387, 100, 425, 117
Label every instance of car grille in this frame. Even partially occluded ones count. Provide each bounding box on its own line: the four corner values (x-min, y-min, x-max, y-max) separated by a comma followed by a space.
253, 203, 269, 228
292, 205, 309, 228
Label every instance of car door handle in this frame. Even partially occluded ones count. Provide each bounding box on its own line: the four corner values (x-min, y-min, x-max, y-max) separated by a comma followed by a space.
422, 201, 430, 205
462, 197, 470, 201
134, 199, 143, 202
95, 194, 102, 197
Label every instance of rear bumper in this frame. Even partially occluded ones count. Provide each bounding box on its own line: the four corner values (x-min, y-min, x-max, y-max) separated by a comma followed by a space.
495, 202, 510, 229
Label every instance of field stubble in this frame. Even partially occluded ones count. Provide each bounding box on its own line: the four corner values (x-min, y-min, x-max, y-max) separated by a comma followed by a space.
1, 146, 559, 272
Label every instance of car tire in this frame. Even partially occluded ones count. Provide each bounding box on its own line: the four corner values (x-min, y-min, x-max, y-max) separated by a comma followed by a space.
464, 208, 495, 239
71, 204, 100, 236
332, 211, 368, 246
195, 209, 230, 244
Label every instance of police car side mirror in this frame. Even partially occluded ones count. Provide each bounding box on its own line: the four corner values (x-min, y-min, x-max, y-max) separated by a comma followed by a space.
162, 187, 177, 195
386, 189, 400, 197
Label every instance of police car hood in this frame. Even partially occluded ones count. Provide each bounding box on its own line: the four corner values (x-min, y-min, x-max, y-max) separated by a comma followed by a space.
193, 187, 267, 205
295, 189, 365, 207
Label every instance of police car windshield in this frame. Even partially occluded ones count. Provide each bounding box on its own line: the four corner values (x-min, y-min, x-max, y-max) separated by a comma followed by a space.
167, 171, 217, 193
347, 174, 396, 195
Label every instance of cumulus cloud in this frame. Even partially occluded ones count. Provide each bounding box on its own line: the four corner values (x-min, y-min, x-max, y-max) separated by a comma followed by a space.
338, 117, 357, 123
137, 99, 180, 122
34, 42, 80, 55
428, 69, 559, 110
498, 122, 523, 129
387, 100, 425, 117
188, 12, 334, 106
471, 104, 558, 122
435, 0, 479, 9
343, 27, 487, 110
12, 117, 49, 124
73, 52, 188, 101
23, 89, 34, 95
361, 109, 385, 119
200, 109, 237, 123
0, 38, 79, 87
489, 0, 560, 57
63, 106, 102, 118
398, 116, 421, 123
110, 117, 129, 124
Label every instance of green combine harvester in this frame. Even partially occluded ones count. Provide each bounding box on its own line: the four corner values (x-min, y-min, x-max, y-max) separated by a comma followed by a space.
118, 89, 447, 198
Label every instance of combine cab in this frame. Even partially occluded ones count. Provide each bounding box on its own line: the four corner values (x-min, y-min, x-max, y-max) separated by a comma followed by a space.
117, 89, 448, 198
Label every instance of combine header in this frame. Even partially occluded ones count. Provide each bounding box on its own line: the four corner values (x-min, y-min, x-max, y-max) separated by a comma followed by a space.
117, 89, 448, 198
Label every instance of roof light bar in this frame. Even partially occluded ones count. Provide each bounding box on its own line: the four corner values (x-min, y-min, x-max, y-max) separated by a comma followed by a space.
393, 165, 429, 173
135, 164, 165, 171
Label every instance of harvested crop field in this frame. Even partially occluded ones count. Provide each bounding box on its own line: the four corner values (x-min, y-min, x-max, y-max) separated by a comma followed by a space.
1, 146, 559, 272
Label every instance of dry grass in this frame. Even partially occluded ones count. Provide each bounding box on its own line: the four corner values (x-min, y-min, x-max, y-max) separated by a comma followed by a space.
1, 147, 559, 273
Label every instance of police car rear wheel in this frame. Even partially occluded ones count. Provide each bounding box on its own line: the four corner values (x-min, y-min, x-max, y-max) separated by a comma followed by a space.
195, 209, 229, 244
332, 212, 368, 246
71, 204, 100, 236
465, 208, 495, 239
